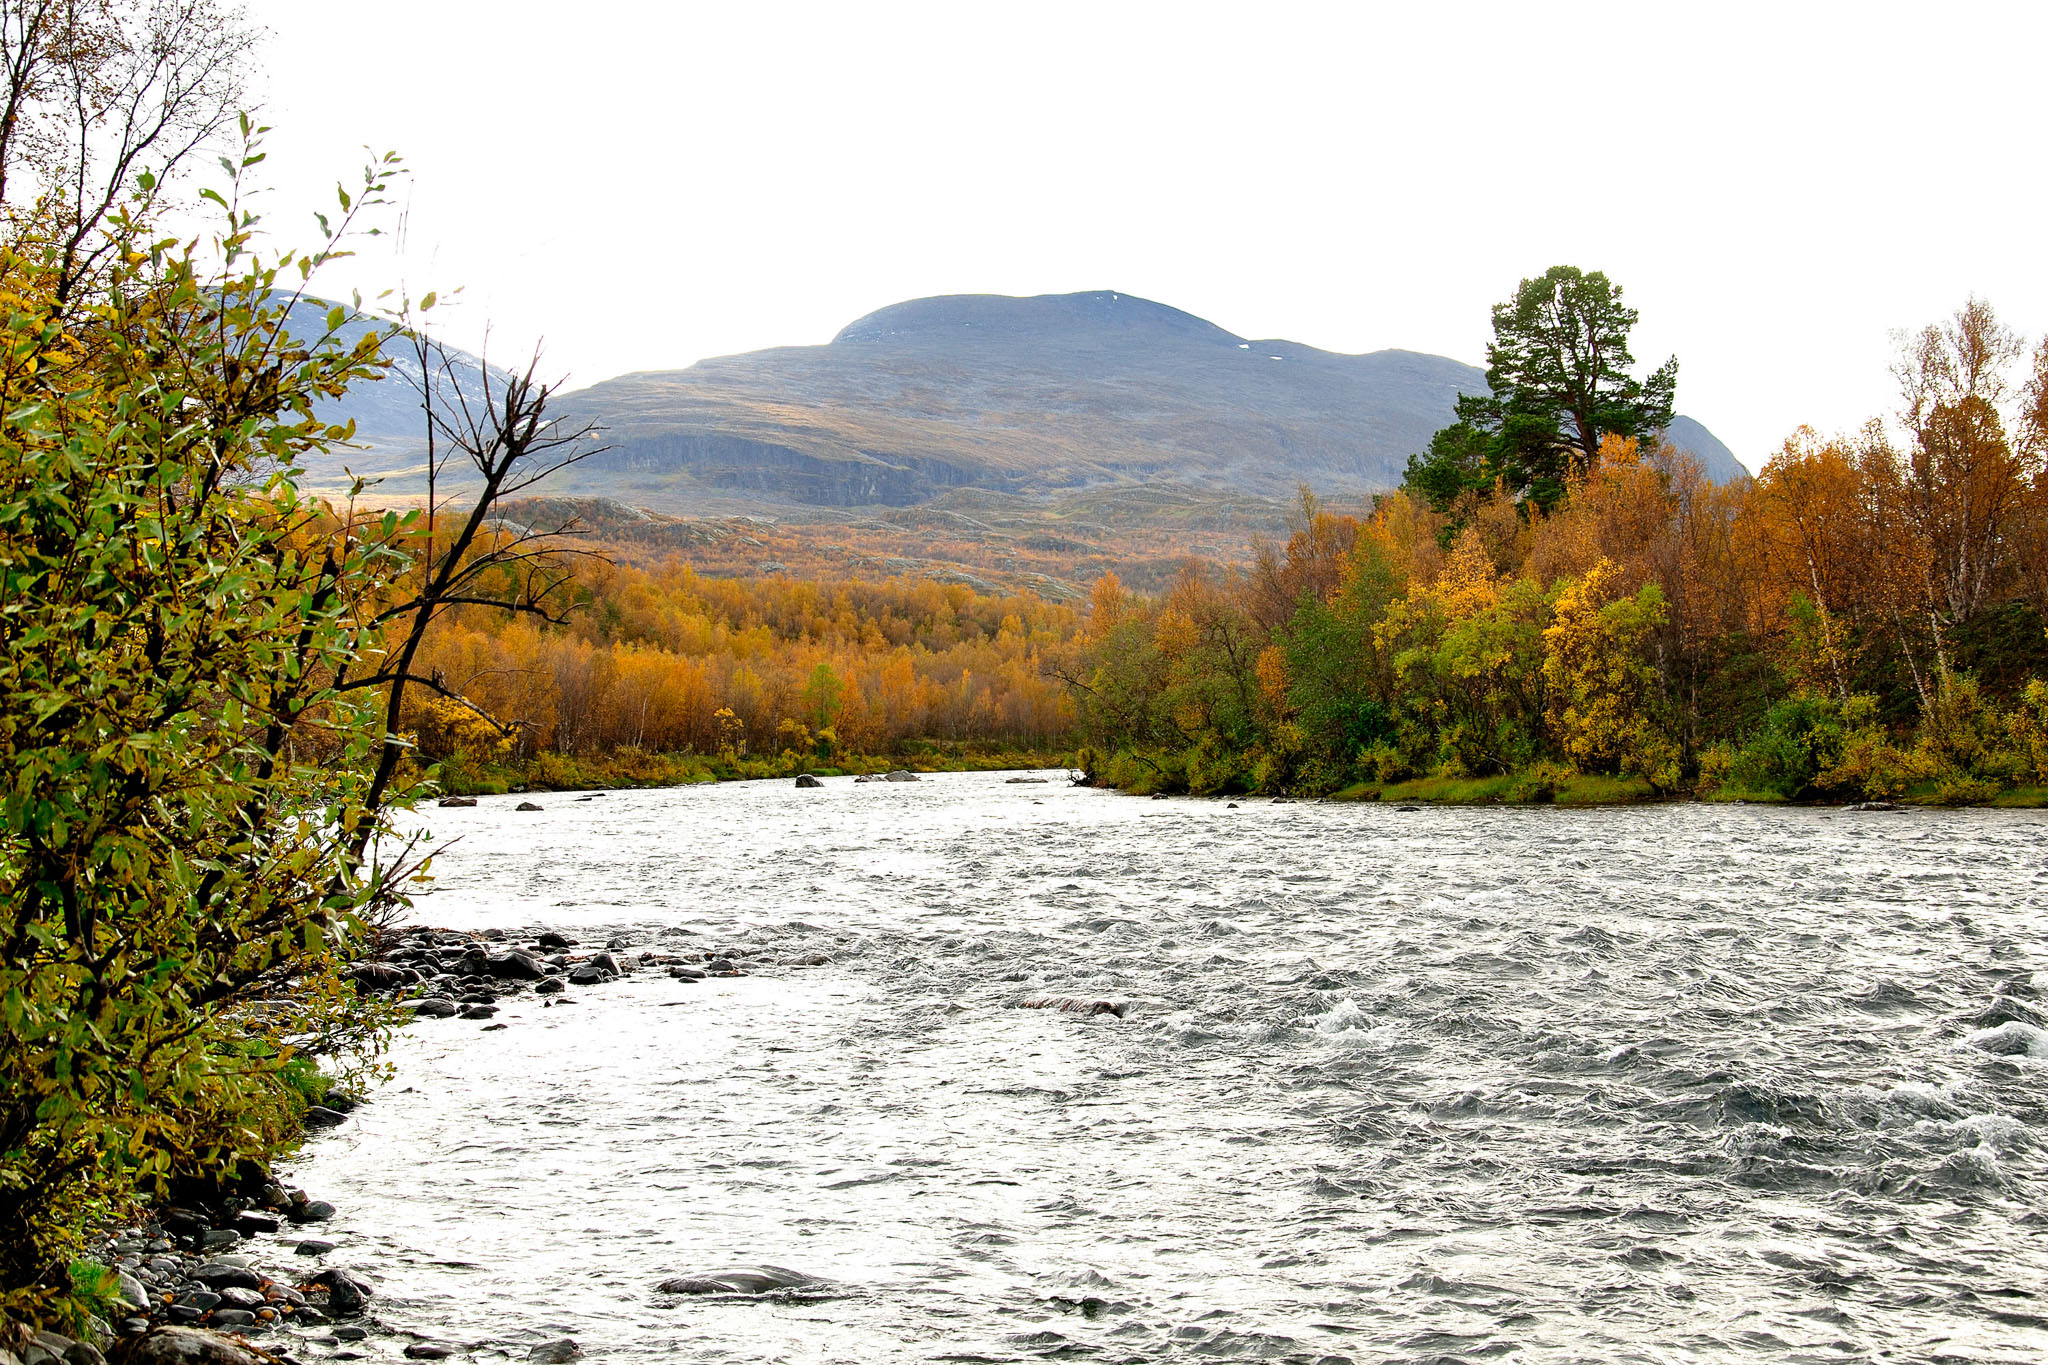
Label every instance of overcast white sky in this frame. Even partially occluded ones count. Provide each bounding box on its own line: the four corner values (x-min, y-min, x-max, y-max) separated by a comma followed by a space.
242, 0, 2046, 471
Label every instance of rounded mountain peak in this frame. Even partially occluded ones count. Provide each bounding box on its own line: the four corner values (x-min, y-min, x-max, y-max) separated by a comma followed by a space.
831, 290, 1245, 348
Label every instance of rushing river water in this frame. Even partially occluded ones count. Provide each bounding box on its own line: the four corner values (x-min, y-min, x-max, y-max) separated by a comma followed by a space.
282, 774, 2048, 1364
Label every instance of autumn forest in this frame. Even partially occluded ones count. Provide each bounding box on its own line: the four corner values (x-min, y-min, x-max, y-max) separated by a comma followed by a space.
405, 289, 2048, 808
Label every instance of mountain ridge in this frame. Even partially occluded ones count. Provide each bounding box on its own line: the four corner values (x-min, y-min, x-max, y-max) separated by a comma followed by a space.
544, 289, 1744, 512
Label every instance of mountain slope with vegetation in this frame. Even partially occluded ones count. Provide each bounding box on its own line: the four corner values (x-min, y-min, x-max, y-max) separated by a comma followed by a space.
541, 290, 1745, 511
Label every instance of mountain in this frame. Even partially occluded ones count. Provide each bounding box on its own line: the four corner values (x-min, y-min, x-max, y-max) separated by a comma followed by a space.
533, 290, 1745, 512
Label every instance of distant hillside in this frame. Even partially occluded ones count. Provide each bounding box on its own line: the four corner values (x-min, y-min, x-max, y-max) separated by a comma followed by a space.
534, 290, 1745, 511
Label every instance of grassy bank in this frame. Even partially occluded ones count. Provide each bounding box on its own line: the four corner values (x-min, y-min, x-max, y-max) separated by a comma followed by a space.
1327, 772, 1660, 805
433, 743, 1077, 796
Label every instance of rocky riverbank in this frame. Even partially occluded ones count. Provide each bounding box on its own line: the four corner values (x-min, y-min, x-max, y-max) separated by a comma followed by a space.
51, 922, 798, 1365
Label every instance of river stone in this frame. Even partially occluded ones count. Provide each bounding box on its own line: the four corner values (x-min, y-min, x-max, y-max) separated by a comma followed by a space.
537, 931, 574, 948
883, 770, 919, 782
293, 1238, 335, 1256
303, 1105, 347, 1128
203, 1311, 252, 1328
233, 1211, 279, 1234
527, 1341, 580, 1363
198, 1229, 239, 1251
24, 1331, 101, 1365
115, 1270, 152, 1310
179, 1292, 221, 1312
349, 962, 407, 991
291, 1200, 336, 1223
117, 1329, 264, 1365
535, 978, 565, 995
655, 1265, 822, 1295
188, 1263, 260, 1290
458, 1003, 499, 1019
794, 773, 823, 788
437, 796, 478, 807
411, 997, 459, 1018
311, 1267, 372, 1315
515, 800, 544, 811
487, 949, 547, 980
402, 1346, 454, 1360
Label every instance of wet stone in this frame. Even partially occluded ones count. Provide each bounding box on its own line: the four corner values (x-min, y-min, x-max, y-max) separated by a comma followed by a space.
294, 1238, 336, 1256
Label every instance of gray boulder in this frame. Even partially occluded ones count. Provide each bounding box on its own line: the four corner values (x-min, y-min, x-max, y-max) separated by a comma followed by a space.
410, 997, 458, 1018
515, 800, 544, 812
436, 796, 478, 808
883, 770, 919, 782
794, 773, 823, 788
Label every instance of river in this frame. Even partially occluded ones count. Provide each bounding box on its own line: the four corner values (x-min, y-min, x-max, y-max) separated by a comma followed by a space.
283, 772, 2048, 1363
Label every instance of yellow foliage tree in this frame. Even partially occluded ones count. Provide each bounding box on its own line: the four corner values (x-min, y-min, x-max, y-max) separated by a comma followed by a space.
1541, 560, 1678, 786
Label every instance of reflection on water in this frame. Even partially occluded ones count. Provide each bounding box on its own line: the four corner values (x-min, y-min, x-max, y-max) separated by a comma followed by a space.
278, 774, 2048, 1363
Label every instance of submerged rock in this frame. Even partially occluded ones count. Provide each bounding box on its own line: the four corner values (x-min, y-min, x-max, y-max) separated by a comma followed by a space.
436, 796, 478, 808
527, 1342, 581, 1363
1018, 997, 1128, 1019
655, 1265, 822, 1295
515, 800, 544, 812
